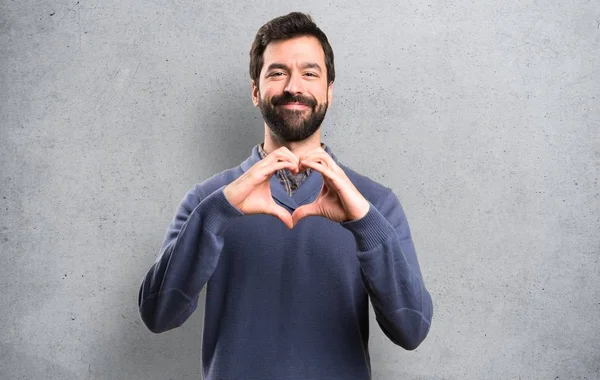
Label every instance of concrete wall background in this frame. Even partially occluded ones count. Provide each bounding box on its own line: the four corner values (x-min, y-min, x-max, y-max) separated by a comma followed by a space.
1, 0, 598, 379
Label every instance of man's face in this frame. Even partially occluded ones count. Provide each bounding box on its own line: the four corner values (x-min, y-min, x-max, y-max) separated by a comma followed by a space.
252, 36, 333, 142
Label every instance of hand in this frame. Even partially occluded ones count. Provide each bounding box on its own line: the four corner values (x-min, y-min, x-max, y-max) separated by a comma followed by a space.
292, 149, 370, 226
223, 147, 299, 229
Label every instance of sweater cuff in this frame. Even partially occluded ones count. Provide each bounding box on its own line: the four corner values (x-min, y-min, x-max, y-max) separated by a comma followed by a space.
197, 186, 244, 235
341, 203, 395, 252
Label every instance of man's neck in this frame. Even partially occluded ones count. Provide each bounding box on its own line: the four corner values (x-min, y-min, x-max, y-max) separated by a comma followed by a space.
262, 125, 323, 158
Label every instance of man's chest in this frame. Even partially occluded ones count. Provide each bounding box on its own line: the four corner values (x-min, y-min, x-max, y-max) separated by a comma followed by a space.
215, 214, 362, 288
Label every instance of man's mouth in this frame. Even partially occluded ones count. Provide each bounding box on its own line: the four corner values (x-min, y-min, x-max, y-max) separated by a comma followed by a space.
280, 102, 309, 110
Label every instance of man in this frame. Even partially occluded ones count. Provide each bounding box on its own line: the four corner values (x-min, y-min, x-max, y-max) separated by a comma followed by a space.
138, 12, 433, 380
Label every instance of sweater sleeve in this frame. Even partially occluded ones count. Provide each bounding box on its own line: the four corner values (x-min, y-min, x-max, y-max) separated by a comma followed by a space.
138, 185, 243, 333
341, 190, 433, 350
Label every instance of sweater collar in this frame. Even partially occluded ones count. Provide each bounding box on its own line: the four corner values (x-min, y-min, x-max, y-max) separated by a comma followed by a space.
240, 143, 338, 171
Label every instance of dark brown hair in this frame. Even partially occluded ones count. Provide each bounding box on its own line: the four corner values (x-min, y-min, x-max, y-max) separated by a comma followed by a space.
249, 12, 335, 89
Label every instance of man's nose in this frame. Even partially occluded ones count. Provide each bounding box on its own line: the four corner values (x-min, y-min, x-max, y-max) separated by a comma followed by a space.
284, 72, 304, 95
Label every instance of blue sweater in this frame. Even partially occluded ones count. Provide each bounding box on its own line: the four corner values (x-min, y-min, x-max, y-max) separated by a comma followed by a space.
138, 145, 433, 380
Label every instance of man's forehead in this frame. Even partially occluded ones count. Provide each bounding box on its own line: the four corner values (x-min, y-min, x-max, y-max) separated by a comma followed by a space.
262, 36, 325, 64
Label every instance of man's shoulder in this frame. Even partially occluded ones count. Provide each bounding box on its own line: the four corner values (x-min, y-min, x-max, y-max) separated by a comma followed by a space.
191, 164, 245, 199
338, 163, 392, 204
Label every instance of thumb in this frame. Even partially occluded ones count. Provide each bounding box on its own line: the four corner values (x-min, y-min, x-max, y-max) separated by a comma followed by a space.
267, 203, 294, 229
292, 204, 320, 227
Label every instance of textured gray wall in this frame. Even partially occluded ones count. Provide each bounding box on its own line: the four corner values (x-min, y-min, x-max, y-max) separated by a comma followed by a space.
1, 0, 598, 379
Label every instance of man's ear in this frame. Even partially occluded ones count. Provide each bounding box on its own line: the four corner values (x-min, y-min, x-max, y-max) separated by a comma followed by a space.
251, 80, 259, 107
327, 82, 334, 106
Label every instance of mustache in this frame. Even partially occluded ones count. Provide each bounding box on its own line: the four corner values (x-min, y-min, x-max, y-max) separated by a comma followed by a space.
270, 93, 317, 108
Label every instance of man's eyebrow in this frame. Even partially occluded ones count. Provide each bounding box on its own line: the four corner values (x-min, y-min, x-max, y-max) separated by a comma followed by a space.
299, 62, 322, 72
266, 63, 289, 72
265, 62, 323, 72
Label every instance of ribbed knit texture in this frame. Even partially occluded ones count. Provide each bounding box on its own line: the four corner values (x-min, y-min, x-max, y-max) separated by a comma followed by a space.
342, 203, 395, 252
199, 185, 244, 234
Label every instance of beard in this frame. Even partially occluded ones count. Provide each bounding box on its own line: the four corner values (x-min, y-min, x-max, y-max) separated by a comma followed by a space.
258, 91, 328, 143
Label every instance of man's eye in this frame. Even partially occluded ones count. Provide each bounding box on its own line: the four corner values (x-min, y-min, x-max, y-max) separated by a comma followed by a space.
305, 72, 317, 77
270, 72, 284, 77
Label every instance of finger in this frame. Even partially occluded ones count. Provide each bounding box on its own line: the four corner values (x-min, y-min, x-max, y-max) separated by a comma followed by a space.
264, 155, 299, 176
292, 204, 320, 226
267, 147, 300, 171
298, 159, 337, 181
260, 150, 296, 169
300, 151, 337, 170
252, 160, 298, 183
273, 146, 297, 158
300, 159, 351, 196
268, 203, 294, 229
262, 160, 299, 177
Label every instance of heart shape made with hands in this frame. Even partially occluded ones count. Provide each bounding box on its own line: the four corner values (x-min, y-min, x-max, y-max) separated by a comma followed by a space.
287, 151, 371, 228
223, 147, 371, 229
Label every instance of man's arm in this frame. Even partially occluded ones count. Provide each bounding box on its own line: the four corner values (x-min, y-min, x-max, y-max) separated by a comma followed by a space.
138, 147, 301, 333
290, 149, 433, 349
138, 186, 243, 333
341, 190, 433, 350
